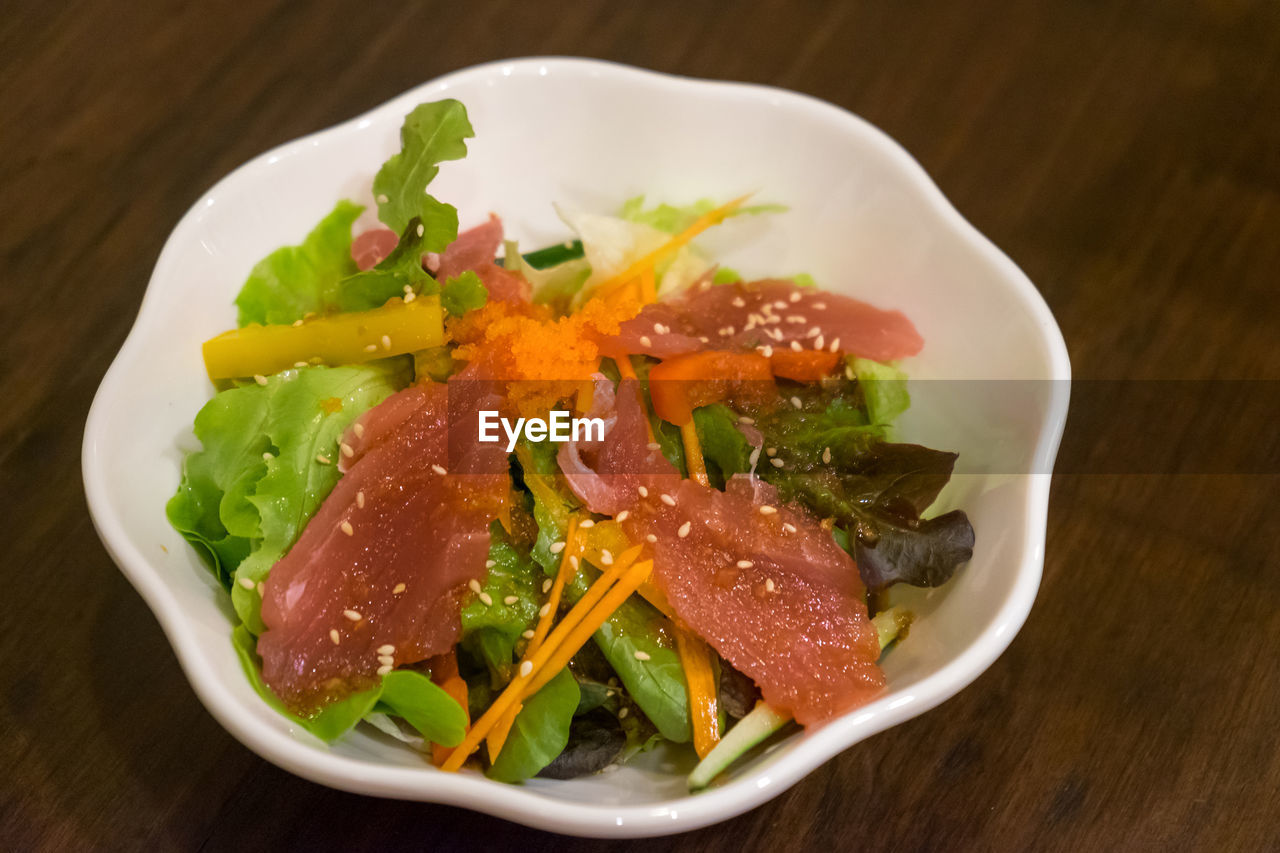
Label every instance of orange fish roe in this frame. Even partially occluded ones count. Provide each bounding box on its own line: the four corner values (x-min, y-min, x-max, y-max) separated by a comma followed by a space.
451, 292, 643, 416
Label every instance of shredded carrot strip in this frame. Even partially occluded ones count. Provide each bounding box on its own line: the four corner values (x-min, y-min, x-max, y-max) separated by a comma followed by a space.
680, 420, 710, 487
640, 264, 657, 303
593, 196, 750, 298
442, 549, 645, 771
674, 626, 721, 758
486, 517, 582, 759
523, 559, 652, 696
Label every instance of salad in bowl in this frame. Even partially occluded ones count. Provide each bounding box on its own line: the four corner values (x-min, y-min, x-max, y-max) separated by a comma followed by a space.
166, 98, 976, 790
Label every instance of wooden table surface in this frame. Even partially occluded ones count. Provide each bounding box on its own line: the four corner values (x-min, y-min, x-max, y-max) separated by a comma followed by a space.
3, 1, 1277, 849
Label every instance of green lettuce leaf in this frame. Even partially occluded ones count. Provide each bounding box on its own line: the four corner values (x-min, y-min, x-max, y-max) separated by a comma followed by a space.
692, 403, 754, 487
372, 99, 472, 248
487, 668, 580, 782
712, 267, 743, 285
851, 356, 910, 427
234, 200, 364, 327
460, 523, 542, 684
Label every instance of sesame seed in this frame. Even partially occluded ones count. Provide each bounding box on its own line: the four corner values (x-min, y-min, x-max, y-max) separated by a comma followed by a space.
815, 335, 825, 350
293, 319, 304, 327
356, 491, 365, 509
403, 291, 416, 303
340, 520, 354, 536
786, 316, 806, 324
238, 576, 255, 590
677, 521, 692, 538
376, 193, 389, 204
736, 559, 755, 569
760, 345, 774, 357
403, 285, 413, 294
378, 654, 394, 666
469, 579, 482, 594
376, 664, 393, 676
771, 457, 785, 468
638, 485, 649, 497
431, 464, 447, 475
579, 519, 595, 529
416, 223, 425, 237
502, 594, 518, 606
791, 396, 803, 409
597, 549, 612, 566
542, 578, 552, 593
381, 334, 392, 350
823, 447, 832, 464
263, 452, 274, 461
520, 661, 534, 677
393, 582, 406, 594
660, 493, 676, 506
343, 609, 362, 621
634, 651, 651, 661
478, 592, 493, 606
646, 533, 658, 543
640, 335, 652, 347
253, 374, 267, 386
364, 343, 378, 352
539, 603, 551, 618
759, 505, 777, 515
378, 644, 395, 655
725, 325, 735, 335
765, 578, 776, 592
766, 447, 777, 456
647, 442, 661, 451
616, 510, 630, 522
773, 300, 788, 309
790, 340, 803, 352
699, 336, 710, 343
731, 297, 746, 308
292, 361, 308, 368
316, 454, 331, 464
330, 629, 341, 645
812, 302, 827, 310
783, 523, 797, 533
353, 423, 365, 438
485, 559, 496, 570
829, 337, 840, 352
550, 541, 566, 554
619, 707, 630, 719
807, 327, 821, 339
522, 629, 535, 639
790, 291, 802, 303
340, 442, 354, 458
739, 415, 755, 425
653, 322, 664, 334
569, 555, 580, 571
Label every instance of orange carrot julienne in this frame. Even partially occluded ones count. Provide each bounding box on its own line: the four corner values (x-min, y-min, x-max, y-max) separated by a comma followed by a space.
680, 420, 710, 487
442, 549, 645, 772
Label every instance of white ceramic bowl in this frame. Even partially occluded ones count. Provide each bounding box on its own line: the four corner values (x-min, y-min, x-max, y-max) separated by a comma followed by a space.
83, 58, 1070, 838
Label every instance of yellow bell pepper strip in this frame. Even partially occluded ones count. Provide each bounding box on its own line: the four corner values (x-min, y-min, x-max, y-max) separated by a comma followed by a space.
674, 625, 721, 758
202, 295, 443, 380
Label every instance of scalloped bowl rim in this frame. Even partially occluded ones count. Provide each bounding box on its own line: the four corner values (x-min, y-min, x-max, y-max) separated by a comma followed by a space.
83, 57, 1070, 838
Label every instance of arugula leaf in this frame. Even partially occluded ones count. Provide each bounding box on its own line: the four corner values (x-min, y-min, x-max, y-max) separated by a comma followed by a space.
377, 670, 468, 746
441, 270, 488, 317
692, 404, 754, 487
234, 200, 364, 327
617, 195, 787, 234
372, 99, 472, 248
487, 668, 580, 782
334, 217, 436, 312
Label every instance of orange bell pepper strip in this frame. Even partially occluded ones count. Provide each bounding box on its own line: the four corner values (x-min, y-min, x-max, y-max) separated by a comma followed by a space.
768, 348, 842, 381
648, 351, 776, 426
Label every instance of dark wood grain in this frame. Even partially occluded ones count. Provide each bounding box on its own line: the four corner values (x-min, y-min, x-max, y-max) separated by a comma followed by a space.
3, 0, 1278, 850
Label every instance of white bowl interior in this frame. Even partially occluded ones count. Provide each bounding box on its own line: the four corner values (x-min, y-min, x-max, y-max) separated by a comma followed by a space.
84, 58, 1068, 837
